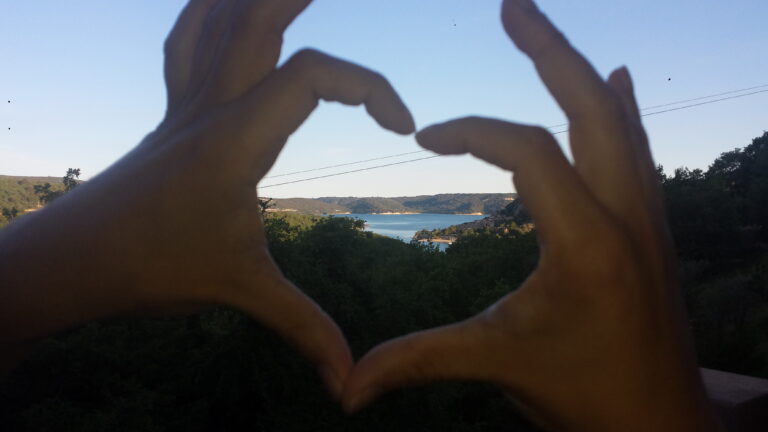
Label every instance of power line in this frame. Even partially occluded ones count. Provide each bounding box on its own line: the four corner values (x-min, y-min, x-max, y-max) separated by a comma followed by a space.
260, 84, 768, 189
260, 156, 441, 189
547, 89, 768, 136
267, 84, 768, 179
641, 89, 768, 117
265, 150, 427, 179
643, 84, 768, 111
543, 84, 768, 131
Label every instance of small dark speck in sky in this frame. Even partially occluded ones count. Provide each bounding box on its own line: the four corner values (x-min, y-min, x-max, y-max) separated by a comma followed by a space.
668, 78, 672, 81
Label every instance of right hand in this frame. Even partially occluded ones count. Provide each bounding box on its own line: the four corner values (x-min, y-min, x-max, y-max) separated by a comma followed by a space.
342, 0, 721, 430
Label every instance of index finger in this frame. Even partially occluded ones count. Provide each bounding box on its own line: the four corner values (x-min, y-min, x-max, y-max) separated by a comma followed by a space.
501, 0, 652, 226
501, 0, 613, 121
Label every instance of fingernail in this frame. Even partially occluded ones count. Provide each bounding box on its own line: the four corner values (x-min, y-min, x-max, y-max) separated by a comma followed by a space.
320, 366, 343, 400
344, 387, 378, 413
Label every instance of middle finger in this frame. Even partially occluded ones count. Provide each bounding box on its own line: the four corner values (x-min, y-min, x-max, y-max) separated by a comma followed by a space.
502, 0, 650, 223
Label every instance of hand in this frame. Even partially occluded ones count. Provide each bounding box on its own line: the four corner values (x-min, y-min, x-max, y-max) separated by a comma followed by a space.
0, 0, 414, 396
342, 0, 720, 430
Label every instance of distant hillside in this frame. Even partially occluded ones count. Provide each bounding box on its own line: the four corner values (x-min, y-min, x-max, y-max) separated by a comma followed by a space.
393, 194, 512, 215
266, 198, 349, 214
270, 193, 517, 215
414, 199, 533, 242
316, 197, 410, 214
0, 175, 64, 211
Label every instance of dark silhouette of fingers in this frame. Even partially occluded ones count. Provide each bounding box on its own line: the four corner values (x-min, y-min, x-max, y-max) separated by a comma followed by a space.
164, 0, 222, 110
229, 49, 415, 177
416, 117, 598, 246
501, 0, 650, 223
607, 67, 641, 121
206, 0, 314, 104
606, 67, 667, 220
235, 259, 353, 399
342, 319, 498, 413
186, 0, 238, 98
502, 0, 610, 121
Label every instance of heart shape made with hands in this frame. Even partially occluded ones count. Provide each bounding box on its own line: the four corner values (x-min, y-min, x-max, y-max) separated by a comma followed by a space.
151, 0, 705, 427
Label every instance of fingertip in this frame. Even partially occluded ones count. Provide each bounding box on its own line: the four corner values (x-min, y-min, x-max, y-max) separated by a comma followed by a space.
607, 66, 633, 94
320, 322, 355, 399
501, 0, 539, 33
402, 109, 417, 135
342, 386, 380, 414
415, 124, 439, 149
365, 94, 416, 135
393, 106, 417, 135
415, 122, 462, 154
320, 364, 345, 400
237, 269, 354, 400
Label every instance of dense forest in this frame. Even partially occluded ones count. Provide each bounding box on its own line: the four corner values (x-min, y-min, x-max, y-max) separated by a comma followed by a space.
0, 176, 64, 227
0, 170, 84, 228
271, 193, 517, 215
2, 132, 768, 431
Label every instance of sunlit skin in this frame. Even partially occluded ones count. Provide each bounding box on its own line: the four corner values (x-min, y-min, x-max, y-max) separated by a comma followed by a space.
342, 0, 722, 430
0, 0, 721, 430
0, 0, 414, 396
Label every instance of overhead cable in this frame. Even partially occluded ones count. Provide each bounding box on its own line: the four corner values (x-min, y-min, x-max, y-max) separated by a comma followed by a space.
260, 85, 768, 188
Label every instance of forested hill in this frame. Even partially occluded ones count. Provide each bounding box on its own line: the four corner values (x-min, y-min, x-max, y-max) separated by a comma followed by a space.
0, 175, 64, 211
271, 193, 517, 214
1, 174, 514, 216
414, 199, 532, 241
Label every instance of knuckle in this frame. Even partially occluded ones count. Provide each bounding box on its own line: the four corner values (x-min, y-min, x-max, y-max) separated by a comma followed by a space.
522, 25, 568, 62
407, 348, 438, 380
587, 90, 629, 124
463, 115, 489, 126
233, 1, 284, 34
290, 48, 325, 66
163, 35, 179, 58
601, 92, 629, 121
528, 126, 556, 145
368, 70, 387, 85
581, 221, 635, 271
285, 49, 327, 79
523, 127, 560, 161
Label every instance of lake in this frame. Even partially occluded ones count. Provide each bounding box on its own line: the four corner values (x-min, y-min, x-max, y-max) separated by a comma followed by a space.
334, 213, 487, 243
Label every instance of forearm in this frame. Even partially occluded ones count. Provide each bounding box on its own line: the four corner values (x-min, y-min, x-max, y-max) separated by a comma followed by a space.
510, 383, 722, 432
520, 359, 723, 432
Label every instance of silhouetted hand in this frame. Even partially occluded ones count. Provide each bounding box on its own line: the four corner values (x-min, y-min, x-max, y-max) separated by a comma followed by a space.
342, 0, 721, 430
0, 0, 414, 396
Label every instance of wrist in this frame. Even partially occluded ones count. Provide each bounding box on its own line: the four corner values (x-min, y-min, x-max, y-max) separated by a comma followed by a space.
503, 365, 723, 432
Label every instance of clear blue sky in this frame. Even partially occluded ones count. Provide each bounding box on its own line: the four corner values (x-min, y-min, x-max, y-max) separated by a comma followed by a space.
1, 0, 766, 198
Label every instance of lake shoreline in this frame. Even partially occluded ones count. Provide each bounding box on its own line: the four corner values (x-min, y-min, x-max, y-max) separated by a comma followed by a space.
331, 213, 487, 246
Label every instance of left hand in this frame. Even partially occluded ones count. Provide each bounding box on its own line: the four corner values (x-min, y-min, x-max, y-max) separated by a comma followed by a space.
0, 0, 415, 397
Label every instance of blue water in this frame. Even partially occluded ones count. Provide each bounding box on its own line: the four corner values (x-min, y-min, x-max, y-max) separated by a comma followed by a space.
335, 213, 487, 243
